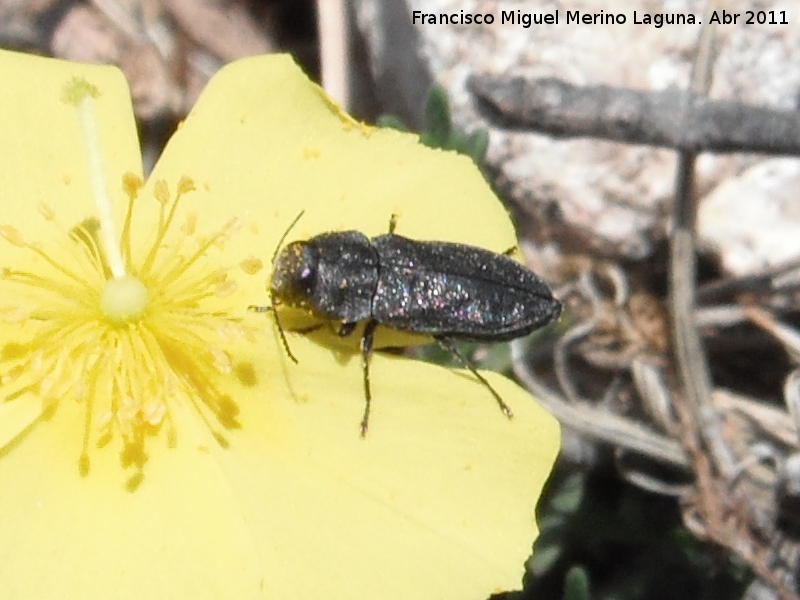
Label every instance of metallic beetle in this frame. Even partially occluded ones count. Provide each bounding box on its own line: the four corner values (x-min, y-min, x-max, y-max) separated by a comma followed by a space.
257, 214, 561, 434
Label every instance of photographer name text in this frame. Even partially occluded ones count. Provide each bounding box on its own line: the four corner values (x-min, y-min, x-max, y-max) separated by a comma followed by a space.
411, 9, 788, 28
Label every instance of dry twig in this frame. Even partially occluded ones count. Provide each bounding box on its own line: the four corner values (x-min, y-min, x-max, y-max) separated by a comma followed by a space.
470, 77, 800, 155
496, 8, 800, 598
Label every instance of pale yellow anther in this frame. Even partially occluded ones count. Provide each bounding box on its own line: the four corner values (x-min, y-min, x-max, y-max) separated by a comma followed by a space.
154, 179, 170, 205
40, 374, 56, 397
29, 351, 44, 375
122, 172, 144, 198
209, 346, 232, 374
38, 203, 55, 221
0, 225, 25, 246
239, 257, 263, 275
213, 217, 241, 248
142, 401, 166, 426
177, 176, 196, 195
181, 211, 197, 235
214, 280, 238, 298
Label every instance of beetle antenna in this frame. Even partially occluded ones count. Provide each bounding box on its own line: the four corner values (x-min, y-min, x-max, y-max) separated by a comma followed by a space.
270, 210, 305, 363
272, 209, 305, 263
270, 305, 298, 364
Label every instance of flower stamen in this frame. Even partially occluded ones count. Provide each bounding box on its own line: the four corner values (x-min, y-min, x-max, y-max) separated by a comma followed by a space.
0, 77, 256, 487
0, 173, 252, 485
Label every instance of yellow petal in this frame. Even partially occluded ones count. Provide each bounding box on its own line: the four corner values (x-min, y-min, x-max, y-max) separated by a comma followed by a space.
216, 338, 560, 598
0, 51, 560, 600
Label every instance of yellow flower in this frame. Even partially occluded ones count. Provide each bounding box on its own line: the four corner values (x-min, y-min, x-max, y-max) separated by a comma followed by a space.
0, 50, 560, 599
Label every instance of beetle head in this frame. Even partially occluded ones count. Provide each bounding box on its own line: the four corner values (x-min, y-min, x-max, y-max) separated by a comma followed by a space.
269, 241, 318, 309
246, 210, 306, 364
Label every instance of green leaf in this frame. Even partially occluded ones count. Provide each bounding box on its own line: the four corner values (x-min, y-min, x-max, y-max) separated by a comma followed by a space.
563, 565, 591, 600
550, 472, 585, 513
528, 542, 564, 576
460, 129, 489, 163
538, 513, 567, 531
471, 343, 511, 372
376, 114, 409, 131
421, 84, 453, 148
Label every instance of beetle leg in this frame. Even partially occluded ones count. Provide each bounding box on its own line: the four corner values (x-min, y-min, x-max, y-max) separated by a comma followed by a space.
434, 337, 514, 419
338, 321, 358, 337
359, 319, 379, 436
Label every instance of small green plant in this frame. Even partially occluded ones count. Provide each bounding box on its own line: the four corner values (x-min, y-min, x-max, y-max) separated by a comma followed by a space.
378, 84, 489, 165
522, 467, 751, 600
563, 565, 592, 600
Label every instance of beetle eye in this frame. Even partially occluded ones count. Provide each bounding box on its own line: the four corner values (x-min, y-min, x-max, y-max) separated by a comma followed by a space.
293, 248, 318, 296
